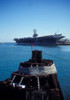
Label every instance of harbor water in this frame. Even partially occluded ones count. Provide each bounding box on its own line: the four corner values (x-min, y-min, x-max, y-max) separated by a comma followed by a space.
0, 43, 70, 100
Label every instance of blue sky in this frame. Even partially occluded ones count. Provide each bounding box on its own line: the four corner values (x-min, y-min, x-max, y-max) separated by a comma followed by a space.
0, 0, 70, 42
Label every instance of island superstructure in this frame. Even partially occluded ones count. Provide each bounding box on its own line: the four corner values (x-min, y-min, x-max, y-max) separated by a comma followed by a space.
14, 29, 64, 46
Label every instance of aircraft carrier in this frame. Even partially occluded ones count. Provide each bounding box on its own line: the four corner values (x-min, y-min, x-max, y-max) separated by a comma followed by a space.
14, 30, 64, 46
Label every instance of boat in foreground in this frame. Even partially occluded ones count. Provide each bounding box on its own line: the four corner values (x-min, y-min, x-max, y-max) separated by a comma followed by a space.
0, 50, 64, 100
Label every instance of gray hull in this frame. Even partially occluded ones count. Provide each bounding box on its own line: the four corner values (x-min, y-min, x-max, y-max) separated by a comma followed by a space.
16, 39, 57, 46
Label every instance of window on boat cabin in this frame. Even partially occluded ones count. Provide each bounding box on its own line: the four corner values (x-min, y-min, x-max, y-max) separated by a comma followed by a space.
40, 76, 49, 89
13, 75, 21, 83
21, 77, 37, 88
39, 76, 55, 89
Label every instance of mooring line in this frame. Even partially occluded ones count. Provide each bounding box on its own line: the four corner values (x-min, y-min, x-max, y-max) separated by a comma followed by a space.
43, 51, 70, 63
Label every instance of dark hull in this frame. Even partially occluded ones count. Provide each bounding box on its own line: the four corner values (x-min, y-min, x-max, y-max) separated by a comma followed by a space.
17, 42, 57, 46
16, 38, 58, 46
